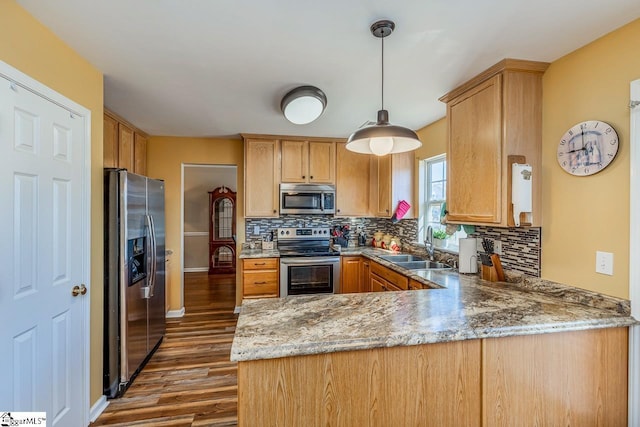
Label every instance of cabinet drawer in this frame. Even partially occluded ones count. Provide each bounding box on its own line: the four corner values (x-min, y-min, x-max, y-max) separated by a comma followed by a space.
371, 262, 408, 290
243, 271, 279, 298
243, 258, 279, 270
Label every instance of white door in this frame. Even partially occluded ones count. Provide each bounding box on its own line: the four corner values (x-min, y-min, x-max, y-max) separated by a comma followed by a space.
0, 65, 90, 426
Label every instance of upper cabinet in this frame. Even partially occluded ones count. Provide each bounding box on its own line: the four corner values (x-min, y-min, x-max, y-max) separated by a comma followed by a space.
335, 142, 370, 217
439, 59, 549, 227
244, 137, 280, 217
281, 140, 335, 184
370, 152, 415, 219
103, 110, 148, 176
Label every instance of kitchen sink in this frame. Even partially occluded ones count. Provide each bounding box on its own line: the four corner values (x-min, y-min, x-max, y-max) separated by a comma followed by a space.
378, 254, 427, 263
394, 261, 452, 270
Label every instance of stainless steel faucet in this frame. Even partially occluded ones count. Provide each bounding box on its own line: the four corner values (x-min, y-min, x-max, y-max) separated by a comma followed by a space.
424, 225, 434, 260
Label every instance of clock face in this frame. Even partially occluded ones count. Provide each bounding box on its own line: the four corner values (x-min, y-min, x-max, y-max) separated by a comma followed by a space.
557, 120, 619, 176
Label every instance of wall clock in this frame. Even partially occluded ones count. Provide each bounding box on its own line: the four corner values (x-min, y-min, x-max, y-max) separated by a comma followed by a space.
557, 120, 619, 176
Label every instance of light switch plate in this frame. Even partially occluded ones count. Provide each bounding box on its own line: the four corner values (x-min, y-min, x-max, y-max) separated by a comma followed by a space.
253, 225, 260, 235
595, 251, 614, 275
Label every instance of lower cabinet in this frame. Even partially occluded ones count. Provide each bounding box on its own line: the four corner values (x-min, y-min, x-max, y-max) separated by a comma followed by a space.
340, 256, 362, 294
370, 261, 408, 291
360, 259, 371, 293
238, 327, 628, 426
242, 258, 279, 298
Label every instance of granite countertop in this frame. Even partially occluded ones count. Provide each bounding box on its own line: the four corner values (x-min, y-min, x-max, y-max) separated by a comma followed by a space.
232, 247, 637, 362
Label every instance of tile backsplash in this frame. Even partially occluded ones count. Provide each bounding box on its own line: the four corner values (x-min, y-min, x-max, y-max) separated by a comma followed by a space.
245, 217, 541, 277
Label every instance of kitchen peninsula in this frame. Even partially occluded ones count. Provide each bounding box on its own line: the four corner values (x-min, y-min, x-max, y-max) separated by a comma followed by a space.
232, 249, 636, 426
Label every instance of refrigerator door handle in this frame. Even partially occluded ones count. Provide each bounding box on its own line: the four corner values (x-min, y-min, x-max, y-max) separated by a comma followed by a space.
144, 214, 157, 298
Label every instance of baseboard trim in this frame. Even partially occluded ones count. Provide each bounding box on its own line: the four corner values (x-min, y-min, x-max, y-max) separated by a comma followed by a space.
166, 307, 186, 318
89, 395, 109, 422
234, 306, 241, 314
184, 267, 209, 273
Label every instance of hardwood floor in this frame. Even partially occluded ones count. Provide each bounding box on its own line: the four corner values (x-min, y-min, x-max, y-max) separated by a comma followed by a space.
92, 272, 239, 427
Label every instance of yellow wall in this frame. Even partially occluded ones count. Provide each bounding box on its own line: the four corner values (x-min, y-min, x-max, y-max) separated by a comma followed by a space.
413, 118, 448, 215
0, 1, 105, 406
146, 136, 245, 309
541, 18, 640, 298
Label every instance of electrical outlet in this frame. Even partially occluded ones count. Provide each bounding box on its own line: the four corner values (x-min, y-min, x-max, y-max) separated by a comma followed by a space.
595, 251, 614, 275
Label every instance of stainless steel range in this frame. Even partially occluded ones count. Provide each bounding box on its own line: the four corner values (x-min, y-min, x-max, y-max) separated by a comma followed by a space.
278, 227, 341, 297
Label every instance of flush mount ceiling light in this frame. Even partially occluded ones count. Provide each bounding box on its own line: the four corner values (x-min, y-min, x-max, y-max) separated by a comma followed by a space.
281, 85, 327, 125
346, 20, 422, 156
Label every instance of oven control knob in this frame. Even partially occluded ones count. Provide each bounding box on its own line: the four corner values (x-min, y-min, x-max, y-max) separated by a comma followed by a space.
286, 230, 290, 235
313, 230, 317, 234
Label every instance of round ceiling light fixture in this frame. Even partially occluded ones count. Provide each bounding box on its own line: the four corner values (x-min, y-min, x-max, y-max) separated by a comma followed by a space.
281, 85, 327, 125
346, 20, 422, 156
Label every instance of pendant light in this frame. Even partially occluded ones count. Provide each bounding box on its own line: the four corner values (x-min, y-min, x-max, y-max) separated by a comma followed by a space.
346, 20, 422, 156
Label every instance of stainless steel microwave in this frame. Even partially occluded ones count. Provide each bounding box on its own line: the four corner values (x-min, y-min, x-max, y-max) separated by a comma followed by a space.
280, 183, 336, 215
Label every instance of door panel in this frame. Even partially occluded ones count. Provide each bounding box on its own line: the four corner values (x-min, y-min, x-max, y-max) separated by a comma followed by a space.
0, 73, 86, 426
147, 179, 166, 351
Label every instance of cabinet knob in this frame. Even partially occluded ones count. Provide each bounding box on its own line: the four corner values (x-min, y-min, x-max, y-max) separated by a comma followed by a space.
310, 176, 313, 179
273, 209, 276, 214
302, 175, 306, 179
337, 209, 341, 213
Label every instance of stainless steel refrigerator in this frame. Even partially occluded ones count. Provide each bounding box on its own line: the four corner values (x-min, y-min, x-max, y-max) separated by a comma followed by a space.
103, 168, 166, 398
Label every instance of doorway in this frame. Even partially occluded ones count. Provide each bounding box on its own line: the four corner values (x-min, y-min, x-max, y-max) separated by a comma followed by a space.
181, 164, 237, 311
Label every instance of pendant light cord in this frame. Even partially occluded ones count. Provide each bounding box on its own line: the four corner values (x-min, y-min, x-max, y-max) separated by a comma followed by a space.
381, 33, 384, 110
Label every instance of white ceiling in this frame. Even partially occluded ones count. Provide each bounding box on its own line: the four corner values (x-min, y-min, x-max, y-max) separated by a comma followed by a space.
17, 0, 640, 138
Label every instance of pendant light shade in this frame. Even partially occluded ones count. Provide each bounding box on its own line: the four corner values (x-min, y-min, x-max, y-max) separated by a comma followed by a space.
346, 20, 421, 156
346, 110, 422, 155
281, 85, 327, 125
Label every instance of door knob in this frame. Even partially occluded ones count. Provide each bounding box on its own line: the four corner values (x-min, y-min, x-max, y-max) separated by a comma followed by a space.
72, 284, 87, 297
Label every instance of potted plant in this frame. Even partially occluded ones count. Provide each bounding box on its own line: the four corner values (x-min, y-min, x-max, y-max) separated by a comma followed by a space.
432, 229, 448, 248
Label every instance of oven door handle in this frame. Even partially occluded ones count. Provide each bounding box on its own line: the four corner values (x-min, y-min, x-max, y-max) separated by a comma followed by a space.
280, 258, 341, 265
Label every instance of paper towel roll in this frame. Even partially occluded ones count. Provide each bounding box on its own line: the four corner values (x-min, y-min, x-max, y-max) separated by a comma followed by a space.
512, 163, 533, 226
458, 238, 478, 274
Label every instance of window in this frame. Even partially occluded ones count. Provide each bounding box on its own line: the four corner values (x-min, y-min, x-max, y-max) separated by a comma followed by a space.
419, 155, 466, 251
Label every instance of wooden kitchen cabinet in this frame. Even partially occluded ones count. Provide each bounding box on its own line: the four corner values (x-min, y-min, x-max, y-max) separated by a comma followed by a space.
370, 152, 414, 218
133, 133, 147, 175
335, 142, 371, 216
440, 59, 548, 227
340, 256, 362, 293
281, 140, 335, 184
118, 123, 134, 172
370, 261, 408, 290
244, 138, 280, 217
360, 259, 371, 293
103, 110, 148, 175
242, 258, 279, 298
103, 113, 118, 168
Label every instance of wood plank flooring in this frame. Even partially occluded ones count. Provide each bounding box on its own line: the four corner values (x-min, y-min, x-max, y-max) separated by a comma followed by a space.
92, 272, 239, 427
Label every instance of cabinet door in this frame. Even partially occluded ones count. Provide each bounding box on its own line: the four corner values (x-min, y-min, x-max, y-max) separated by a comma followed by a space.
447, 75, 502, 224
370, 274, 387, 292
118, 123, 135, 172
336, 142, 370, 216
308, 141, 335, 183
103, 114, 119, 168
360, 259, 370, 293
133, 133, 147, 175
340, 256, 361, 293
371, 155, 392, 217
245, 139, 279, 217
281, 140, 307, 183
